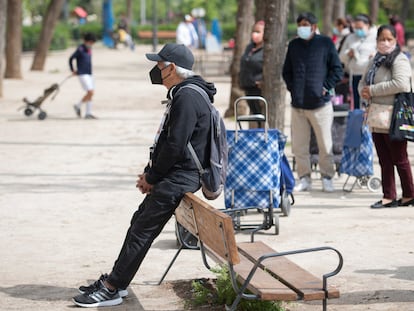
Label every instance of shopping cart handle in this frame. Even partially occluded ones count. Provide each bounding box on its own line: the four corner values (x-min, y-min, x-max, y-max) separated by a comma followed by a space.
237, 114, 266, 122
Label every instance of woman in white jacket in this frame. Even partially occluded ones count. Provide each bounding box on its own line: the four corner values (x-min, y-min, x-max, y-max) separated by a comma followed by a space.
340, 14, 377, 109
359, 24, 414, 209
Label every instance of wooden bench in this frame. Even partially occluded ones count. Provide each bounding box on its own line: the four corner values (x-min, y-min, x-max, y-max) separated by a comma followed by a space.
137, 30, 176, 40
159, 193, 343, 311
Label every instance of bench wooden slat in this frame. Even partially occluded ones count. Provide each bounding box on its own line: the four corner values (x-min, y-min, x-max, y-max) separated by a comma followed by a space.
137, 30, 176, 39
175, 198, 198, 237
237, 241, 340, 300
204, 247, 298, 301
233, 252, 299, 301
187, 193, 240, 265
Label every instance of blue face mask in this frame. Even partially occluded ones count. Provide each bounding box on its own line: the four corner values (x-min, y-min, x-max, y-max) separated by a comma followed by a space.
297, 26, 312, 40
355, 29, 366, 38
332, 27, 339, 35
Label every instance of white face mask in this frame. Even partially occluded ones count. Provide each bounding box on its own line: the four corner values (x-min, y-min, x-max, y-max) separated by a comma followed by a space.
297, 26, 312, 40
377, 41, 396, 55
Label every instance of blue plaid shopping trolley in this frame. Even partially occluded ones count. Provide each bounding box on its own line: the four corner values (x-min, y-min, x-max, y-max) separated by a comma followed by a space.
224, 96, 289, 235
339, 109, 381, 192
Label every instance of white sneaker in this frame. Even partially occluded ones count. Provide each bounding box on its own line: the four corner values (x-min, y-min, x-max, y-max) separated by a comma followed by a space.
294, 176, 312, 192
322, 178, 335, 192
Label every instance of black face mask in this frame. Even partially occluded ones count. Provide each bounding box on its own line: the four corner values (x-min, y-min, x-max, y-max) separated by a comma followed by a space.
149, 65, 163, 84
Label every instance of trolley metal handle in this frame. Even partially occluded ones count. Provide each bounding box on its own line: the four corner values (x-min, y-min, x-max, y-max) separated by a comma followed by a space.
234, 96, 269, 142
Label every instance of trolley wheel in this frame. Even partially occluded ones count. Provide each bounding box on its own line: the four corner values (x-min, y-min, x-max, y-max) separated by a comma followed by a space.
280, 190, 291, 217
24, 107, 34, 116
38, 111, 47, 120
273, 214, 279, 235
175, 222, 199, 249
356, 176, 367, 188
367, 176, 382, 192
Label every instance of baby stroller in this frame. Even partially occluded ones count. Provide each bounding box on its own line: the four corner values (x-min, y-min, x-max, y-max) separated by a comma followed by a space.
20, 75, 72, 120
339, 109, 381, 192
224, 96, 292, 235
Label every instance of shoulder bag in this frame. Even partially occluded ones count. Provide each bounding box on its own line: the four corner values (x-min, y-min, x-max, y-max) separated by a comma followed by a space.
389, 83, 414, 141
366, 102, 393, 130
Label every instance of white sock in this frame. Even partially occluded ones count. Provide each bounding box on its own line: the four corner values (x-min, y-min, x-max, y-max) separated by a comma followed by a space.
86, 101, 92, 115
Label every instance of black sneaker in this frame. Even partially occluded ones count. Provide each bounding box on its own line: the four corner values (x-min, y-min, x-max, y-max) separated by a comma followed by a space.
73, 280, 122, 307
73, 105, 81, 118
79, 274, 128, 298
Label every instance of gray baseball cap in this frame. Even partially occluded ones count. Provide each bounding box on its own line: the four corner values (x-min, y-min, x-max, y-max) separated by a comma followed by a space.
145, 43, 194, 70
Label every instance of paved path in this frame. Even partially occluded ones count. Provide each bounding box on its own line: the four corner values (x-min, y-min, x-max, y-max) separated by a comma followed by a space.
0, 44, 413, 310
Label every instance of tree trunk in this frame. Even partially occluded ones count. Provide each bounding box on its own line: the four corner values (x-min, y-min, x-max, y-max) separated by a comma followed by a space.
5, 0, 22, 79
30, 0, 65, 71
224, 0, 254, 118
332, 0, 346, 21
322, 0, 334, 36
400, 0, 409, 23
0, 0, 7, 96
126, 0, 132, 33
262, 0, 289, 130
369, 0, 379, 25
255, 0, 266, 21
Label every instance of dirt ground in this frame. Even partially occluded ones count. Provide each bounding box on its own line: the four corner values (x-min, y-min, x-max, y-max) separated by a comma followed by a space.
1, 44, 414, 311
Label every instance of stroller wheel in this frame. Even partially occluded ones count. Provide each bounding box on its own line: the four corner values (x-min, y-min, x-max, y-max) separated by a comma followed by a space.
273, 215, 279, 235
367, 176, 382, 192
280, 189, 291, 217
38, 111, 47, 120
24, 107, 33, 117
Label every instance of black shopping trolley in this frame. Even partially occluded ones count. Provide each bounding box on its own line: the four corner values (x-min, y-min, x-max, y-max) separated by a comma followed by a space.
19, 75, 72, 120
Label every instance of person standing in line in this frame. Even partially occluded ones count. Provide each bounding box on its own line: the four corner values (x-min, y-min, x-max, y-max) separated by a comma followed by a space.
72, 43, 217, 307
282, 12, 343, 193
239, 20, 265, 127
332, 17, 351, 53
339, 14, 377, 109
359, 25, 414, 209
389, 15, 405, 48
69, 32, 97, 119
176, 14, 199, 49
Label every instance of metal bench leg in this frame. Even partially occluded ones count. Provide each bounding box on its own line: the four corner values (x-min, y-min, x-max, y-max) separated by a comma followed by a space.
158, 246, 183, 285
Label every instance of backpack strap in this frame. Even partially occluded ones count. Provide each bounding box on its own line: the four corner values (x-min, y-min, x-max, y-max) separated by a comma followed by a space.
180, 84, 212, 174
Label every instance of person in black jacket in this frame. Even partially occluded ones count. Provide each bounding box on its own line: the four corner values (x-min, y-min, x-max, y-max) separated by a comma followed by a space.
72, 44, 216, 308
283, 13, 343, 193
239, 20, 265, 127
69, 32, 97, 119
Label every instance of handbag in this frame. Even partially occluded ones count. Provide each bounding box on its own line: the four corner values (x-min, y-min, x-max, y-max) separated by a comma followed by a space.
366, 102, 393, 130
389, 88, 414, 142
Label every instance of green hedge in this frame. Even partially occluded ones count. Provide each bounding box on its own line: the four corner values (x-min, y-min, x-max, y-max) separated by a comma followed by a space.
72, 22, 103, 42
22, 22, 71, 51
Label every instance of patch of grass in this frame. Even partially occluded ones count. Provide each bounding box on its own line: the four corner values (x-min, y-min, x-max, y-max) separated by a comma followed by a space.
186, 265, 287, 311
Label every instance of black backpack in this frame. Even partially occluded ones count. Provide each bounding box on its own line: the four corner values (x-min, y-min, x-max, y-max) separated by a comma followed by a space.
182, 84, 228, 200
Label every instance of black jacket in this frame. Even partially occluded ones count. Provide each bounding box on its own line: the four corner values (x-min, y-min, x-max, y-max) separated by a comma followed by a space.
239, 42, 263, 90
282, 34, 343, 109
146, 76, 217, 184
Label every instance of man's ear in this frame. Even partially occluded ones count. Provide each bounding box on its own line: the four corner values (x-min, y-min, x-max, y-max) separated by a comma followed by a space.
168, 63, 176, 72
